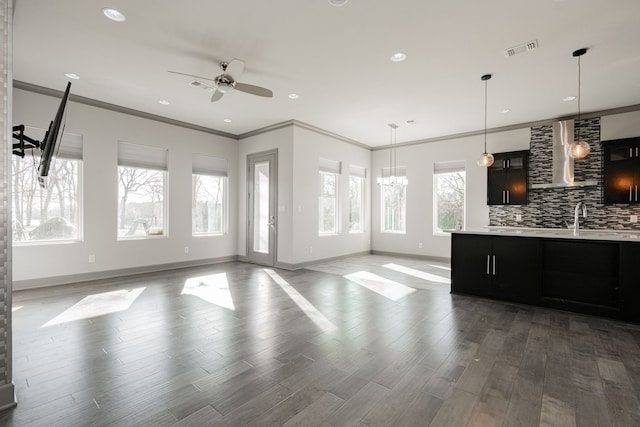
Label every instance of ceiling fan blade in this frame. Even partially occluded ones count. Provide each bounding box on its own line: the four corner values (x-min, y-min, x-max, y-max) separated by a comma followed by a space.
210, 90, 224, 102
168, 70, 216, 82
235, 82, 273, 98
225, 58, 245, 77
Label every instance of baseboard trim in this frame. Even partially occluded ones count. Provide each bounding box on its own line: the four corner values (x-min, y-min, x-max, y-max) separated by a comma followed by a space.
13, 256, 239, 290
0, 383, 17, 412
370, 250, 450, 264
277, 251, 373, 271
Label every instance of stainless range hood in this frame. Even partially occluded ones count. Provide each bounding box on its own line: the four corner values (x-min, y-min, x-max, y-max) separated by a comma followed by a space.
530, 120, 597, 189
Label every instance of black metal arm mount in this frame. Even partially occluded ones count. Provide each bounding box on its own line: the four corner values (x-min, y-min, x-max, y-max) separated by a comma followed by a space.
12, 124, 43, 158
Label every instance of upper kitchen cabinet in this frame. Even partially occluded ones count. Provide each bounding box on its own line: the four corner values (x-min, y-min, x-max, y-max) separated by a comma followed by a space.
603, 137, 640, 204
487, 150, 529, 205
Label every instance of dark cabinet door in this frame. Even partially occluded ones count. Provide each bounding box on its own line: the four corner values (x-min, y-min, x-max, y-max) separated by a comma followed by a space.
491, 236, 540, 302
620, 243, 640, 323
487, 151, 529, 205
603, 138, 640, 204
452, 234, 540, 303
451, 234, 492, 296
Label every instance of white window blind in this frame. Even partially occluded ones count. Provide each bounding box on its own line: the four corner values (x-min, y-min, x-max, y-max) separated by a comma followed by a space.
381, 166, 407, 178
434, 161, 465, 174
319, 158, 342, 174
25, 126, 83, 160
349, 164, 366, 178
118, 141, 168, 171
192, 154, 228, 177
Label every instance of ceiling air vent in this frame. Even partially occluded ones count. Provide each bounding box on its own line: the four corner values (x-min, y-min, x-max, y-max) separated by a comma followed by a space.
504, 40, 539, 57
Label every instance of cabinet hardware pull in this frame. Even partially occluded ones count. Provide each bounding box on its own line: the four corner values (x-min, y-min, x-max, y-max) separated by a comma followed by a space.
486, 255, 490, 275
502, 190, 505, 204
507, 191, 510, 204
631, 186, 633, 201
636, 185, 638, 201
631, 147, 633, 158
636, 147, 639, 157
492, 255, 496, 275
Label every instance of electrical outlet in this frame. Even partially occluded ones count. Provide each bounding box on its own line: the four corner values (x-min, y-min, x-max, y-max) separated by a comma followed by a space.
184, 246, 189, 254
89, 254, 95, 263
516, 214, 523, 222
418, 242, 423, 249
631, 215, 638, 223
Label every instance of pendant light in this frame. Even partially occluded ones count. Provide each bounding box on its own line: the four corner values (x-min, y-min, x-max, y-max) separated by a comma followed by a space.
477, 74, 494, 167
568, 48, 590, 159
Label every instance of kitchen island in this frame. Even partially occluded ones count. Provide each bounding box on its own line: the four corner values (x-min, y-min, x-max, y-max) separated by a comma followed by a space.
451, 227, 640, 323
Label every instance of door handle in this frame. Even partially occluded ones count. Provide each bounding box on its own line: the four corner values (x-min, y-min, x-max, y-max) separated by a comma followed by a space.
267, 215, 276, 229
492, 255, 496, 275
486, 255, 490, 275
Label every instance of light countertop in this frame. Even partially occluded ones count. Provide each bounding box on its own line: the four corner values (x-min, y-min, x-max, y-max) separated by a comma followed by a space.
453, 226, 640, 242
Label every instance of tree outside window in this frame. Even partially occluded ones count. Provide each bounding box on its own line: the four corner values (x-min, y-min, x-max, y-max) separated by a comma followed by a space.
12, 156, 81, 242
349, 175, 365, 233
434, 170, 465, 234
118, 166, 165, 238
192, 174, 226, 235
319, 172, 339, 234
381, 178, 407, 233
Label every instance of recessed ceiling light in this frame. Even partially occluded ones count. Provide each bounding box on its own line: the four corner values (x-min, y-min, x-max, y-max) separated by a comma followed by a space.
328, 0, 348, 6
390, 52, 407, 62
65, 73, 80, 80
562, 95, 576, 102
406, 119, 415, 124
158, 100, 170, 105
288, 93, 300, 99
500, 108, 511, 114
102, 8, 126, 22
223, 118, 232, 123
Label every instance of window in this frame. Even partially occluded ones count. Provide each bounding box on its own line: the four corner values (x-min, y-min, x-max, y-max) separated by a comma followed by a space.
192, 154, 227, 235
434, 163, 465, 234
117, 142, 167, 238
379, 167, 407, 233
319, 158, 341, 235
12, 130, 82, 243
349, 165, 366, 233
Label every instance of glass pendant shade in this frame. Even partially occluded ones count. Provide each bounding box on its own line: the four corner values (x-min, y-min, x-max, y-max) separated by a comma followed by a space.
568, 139, 590, 159
477, 152, 495, 167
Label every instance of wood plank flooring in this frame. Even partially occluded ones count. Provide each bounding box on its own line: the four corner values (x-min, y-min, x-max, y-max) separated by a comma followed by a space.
2, 254, 640, 426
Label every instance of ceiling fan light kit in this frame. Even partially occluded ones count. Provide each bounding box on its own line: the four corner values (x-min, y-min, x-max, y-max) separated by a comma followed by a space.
169, 58, 273, 103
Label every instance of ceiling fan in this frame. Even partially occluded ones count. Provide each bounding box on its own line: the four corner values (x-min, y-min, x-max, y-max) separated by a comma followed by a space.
169, 58, 273, 102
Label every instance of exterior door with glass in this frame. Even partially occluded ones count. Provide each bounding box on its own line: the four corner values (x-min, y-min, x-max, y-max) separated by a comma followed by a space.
247, 150, 277, 266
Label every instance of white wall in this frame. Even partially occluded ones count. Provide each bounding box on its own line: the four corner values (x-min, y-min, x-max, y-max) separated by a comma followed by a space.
238, 124, 371, 267
601, 111, 640, 141
12, 89, 238, 288
371, 128, 531, 259
291, 126, 371, 264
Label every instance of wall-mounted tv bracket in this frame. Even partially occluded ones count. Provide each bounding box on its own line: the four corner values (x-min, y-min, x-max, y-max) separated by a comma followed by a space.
12, 124, 49, 158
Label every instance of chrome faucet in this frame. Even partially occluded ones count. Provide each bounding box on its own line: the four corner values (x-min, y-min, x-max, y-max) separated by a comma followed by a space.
573, 201, 587, 236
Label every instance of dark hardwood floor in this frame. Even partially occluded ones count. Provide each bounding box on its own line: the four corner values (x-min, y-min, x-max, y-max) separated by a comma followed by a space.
2, 255, 640, 426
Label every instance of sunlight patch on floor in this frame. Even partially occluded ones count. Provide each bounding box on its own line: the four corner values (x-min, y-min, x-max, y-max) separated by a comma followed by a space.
182, 273, 235, 310
344, 271, 416, 301
42, 288, 145, 327
383, 263, 450, 284
427, 263, 451, 271
264, 269, 337, 332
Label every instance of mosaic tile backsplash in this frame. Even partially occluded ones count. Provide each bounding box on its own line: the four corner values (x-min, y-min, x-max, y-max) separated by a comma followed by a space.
489, 118, 640, 230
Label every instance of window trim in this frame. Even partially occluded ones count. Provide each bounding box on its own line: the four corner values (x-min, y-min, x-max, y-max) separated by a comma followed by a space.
433, 165, 466, 237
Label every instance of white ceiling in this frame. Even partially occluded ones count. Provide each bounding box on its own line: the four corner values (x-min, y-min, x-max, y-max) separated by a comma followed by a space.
12, 0, 640, 147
